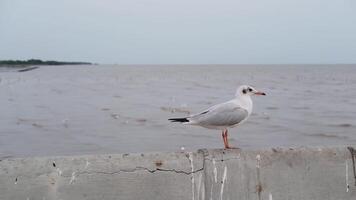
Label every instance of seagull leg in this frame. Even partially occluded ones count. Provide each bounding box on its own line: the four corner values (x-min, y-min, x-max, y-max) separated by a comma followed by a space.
224, 129, 230, 149
222, 129, 229, 149
221, 131, 225, 147
221, 130, 226, 148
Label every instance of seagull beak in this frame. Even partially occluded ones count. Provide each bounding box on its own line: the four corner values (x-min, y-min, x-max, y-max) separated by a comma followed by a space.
254, 91, 266, 96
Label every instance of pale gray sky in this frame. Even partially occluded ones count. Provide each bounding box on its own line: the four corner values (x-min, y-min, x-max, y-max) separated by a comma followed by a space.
0, 0, 356, 64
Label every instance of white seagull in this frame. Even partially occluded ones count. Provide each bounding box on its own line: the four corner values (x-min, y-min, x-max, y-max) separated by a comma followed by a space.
169, 85, 266, 149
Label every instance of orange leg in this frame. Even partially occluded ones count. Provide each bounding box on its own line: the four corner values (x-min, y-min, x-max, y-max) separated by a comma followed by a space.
221, 129, 230, 149
221, 130, 226, 148
225, 129, 230, 148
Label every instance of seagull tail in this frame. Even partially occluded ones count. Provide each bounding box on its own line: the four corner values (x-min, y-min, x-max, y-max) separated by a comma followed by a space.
168, 117, 190, 123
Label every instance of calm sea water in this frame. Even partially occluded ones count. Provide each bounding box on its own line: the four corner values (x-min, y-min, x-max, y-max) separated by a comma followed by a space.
0, 65, 355, 157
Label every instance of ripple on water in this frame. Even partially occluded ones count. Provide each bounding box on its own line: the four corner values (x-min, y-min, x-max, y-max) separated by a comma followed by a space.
266, 106, 279, 110
160, 106, 191, 114
306, 133, 348, 140
136, 118, 147, 123
328, 123, 353, 128
291, 106, 310, 110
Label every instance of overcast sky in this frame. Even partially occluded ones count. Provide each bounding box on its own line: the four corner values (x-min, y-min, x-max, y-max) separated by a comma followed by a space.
0, 0, 355, 64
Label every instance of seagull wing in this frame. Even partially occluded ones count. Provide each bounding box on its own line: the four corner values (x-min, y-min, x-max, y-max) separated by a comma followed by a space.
189, 101, 248, 127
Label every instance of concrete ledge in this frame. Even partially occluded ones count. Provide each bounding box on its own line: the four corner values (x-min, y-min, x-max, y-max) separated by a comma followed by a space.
1, 147, 356, 200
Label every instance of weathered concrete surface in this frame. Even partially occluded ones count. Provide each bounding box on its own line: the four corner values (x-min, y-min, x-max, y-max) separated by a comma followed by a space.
0, 147, 356, 200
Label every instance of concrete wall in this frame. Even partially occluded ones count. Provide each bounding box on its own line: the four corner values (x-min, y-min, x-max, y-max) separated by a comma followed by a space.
1, 147, 356, 200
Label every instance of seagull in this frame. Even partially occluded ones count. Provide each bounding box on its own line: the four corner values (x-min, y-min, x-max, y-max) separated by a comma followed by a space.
169, 85, 266, 149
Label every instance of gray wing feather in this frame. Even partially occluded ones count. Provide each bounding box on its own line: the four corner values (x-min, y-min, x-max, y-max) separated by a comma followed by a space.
190, 102, 248, 127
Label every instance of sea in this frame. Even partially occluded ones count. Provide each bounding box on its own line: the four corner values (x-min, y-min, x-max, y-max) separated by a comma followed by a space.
0, 64, 355, 157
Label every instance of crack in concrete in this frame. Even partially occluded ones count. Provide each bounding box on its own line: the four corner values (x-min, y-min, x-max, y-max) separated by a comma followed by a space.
61, 161, 206, 179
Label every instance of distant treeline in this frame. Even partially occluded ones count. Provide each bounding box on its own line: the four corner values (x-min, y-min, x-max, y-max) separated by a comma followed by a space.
0, 59, 92, 66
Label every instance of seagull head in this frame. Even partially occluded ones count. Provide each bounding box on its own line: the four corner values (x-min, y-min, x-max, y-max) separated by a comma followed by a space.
236, 85, 266, 97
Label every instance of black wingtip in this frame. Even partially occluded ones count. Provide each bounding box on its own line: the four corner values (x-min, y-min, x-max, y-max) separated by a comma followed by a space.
168, 118, 189, 123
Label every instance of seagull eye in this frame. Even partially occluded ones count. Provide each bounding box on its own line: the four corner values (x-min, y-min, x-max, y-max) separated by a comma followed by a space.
242, 89, 247, 94
248, 88, 252, 92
